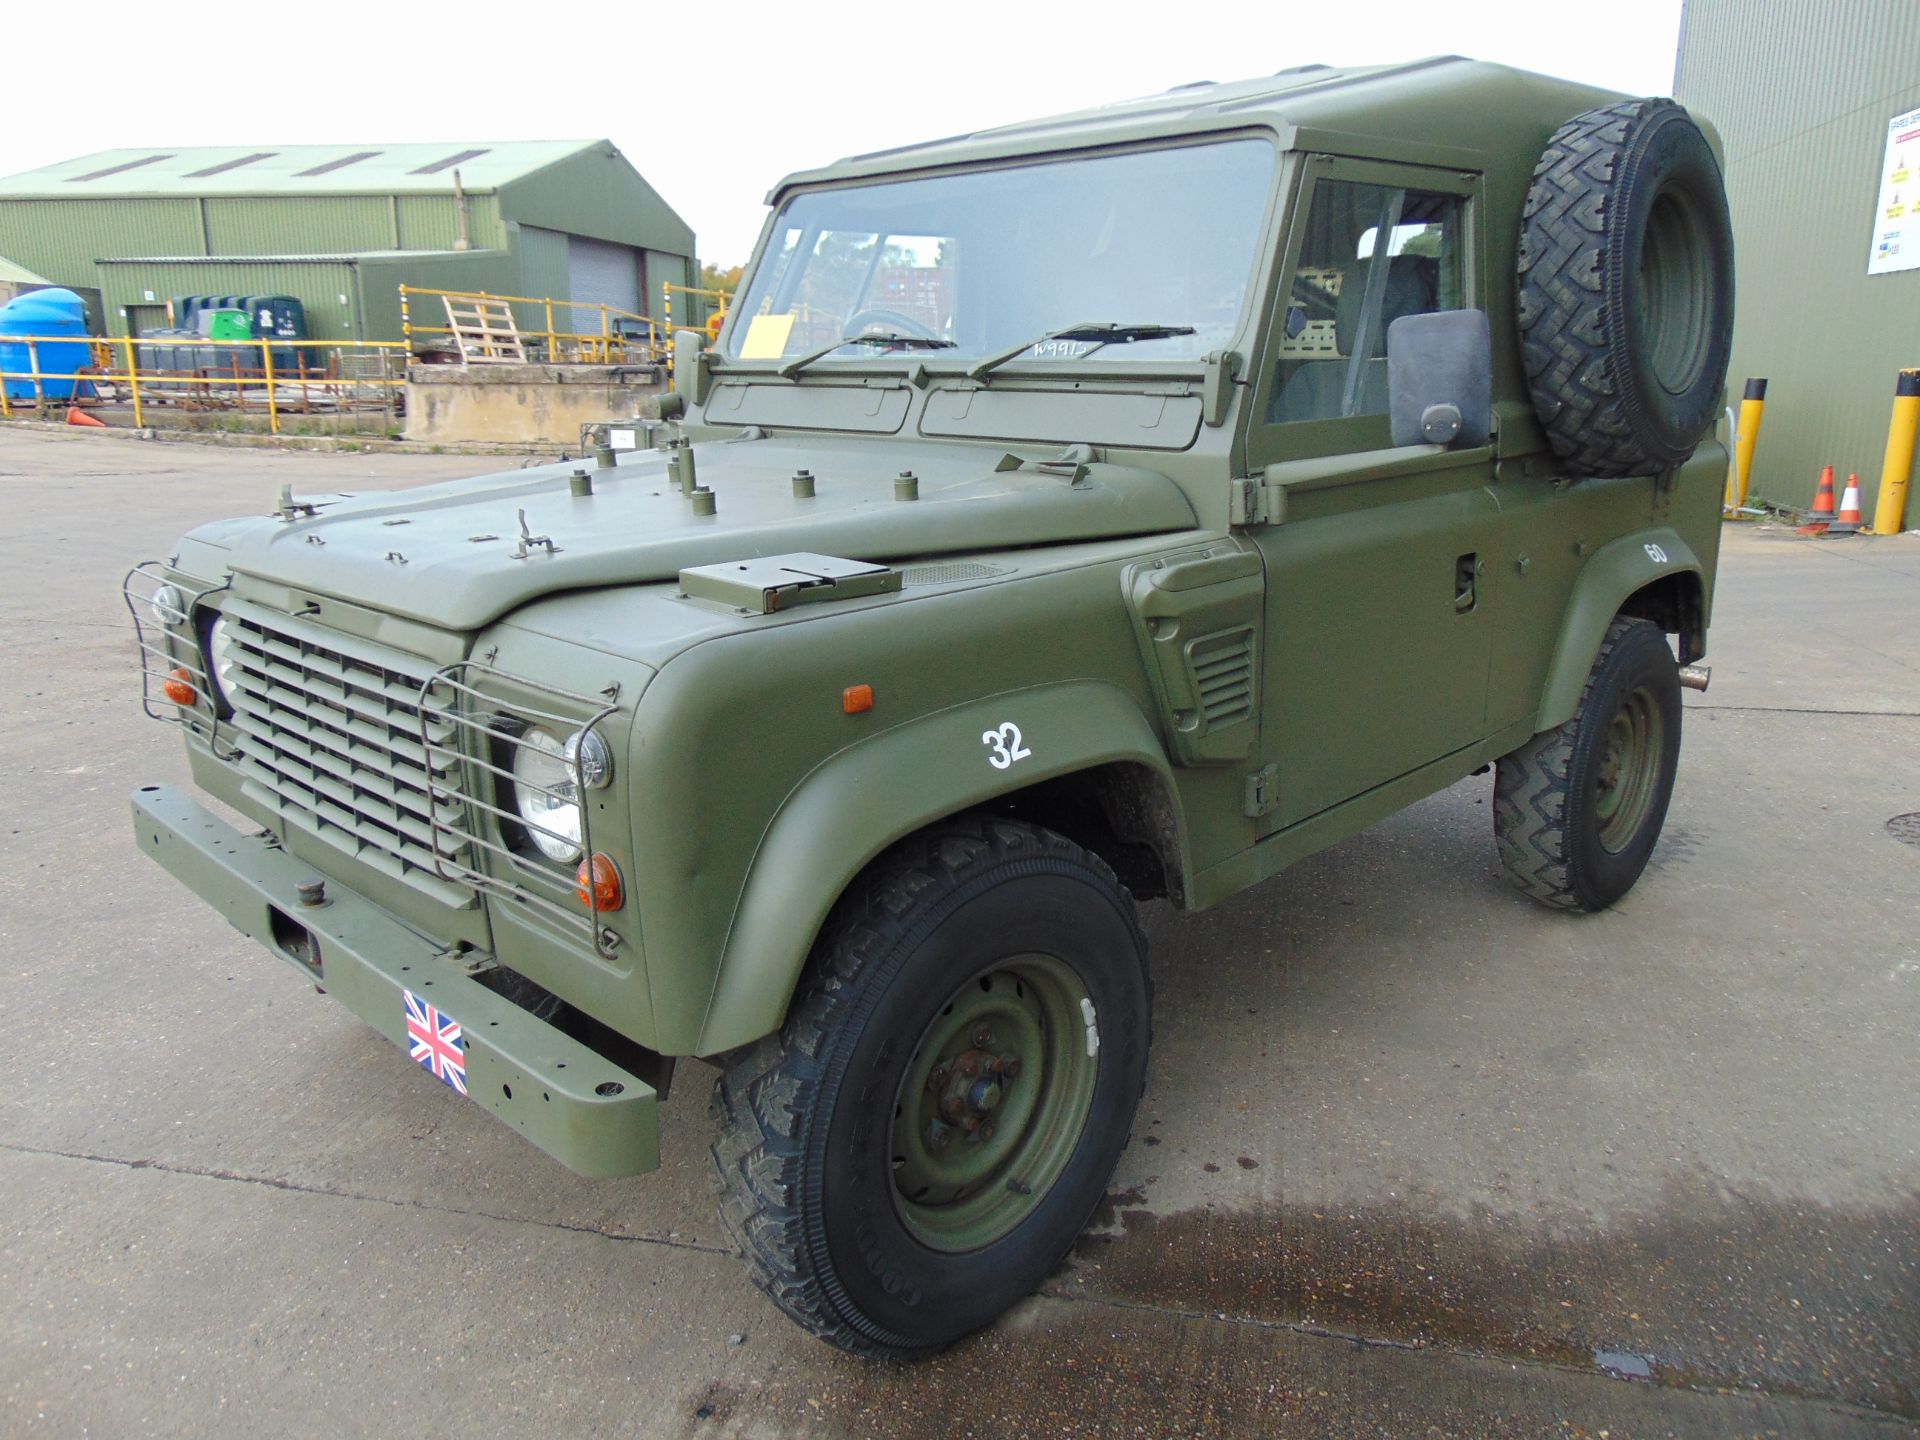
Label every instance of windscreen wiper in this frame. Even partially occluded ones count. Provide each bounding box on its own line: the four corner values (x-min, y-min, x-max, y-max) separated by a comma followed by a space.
965, 322, 1198, 382
776, 331, 956, 379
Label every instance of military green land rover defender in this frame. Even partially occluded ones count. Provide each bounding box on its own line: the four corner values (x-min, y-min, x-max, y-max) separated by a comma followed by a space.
128, 58, 1734, 1354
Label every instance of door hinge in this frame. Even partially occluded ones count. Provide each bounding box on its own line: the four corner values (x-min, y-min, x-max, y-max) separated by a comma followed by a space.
1229, 477, 1286, 528
1242, 763, 1280, 819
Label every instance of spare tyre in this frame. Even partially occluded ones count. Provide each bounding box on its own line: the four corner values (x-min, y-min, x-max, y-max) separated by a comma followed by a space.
1517, 98, 1734, 477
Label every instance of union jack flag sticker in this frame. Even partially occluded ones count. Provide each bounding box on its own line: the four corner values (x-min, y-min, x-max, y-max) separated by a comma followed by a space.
404, 989, 467, 1095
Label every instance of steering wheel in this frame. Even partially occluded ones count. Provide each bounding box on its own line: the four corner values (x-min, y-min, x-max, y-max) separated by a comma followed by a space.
841, 307, 942, 342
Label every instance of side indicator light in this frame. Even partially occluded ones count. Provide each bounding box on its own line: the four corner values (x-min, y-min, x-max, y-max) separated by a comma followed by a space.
163, 667, 197, 706
575, 853, 624, 912
843, 684, 874, 715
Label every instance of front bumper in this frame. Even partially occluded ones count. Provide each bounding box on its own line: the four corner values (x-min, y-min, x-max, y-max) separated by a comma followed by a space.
131, 784, 659, 1178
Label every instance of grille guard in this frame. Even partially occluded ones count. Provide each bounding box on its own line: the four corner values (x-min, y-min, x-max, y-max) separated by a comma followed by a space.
417, 662, 625, 962
122, 560, 238, 761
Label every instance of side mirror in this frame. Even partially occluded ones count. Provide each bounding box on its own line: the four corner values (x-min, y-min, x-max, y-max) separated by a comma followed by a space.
673, 329, 713, 407
1387, 309, 1492, 448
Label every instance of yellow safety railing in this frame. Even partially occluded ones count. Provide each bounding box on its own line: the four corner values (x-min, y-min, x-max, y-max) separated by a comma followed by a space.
398, 284, 670, 364
663, 282, 732, 339
0, 335, 407, 436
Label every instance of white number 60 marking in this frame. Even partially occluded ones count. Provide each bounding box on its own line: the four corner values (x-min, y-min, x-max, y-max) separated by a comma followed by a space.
982, 721, 1033, 770
1644, 542, 1669, 564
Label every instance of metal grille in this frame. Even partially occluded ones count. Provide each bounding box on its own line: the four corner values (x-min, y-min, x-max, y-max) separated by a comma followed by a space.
223, 611, 471, 906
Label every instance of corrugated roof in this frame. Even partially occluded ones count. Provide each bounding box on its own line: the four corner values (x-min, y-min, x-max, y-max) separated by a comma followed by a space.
0, 141, 606, 198
0, 254, 52, 285
93, 250, 488, 264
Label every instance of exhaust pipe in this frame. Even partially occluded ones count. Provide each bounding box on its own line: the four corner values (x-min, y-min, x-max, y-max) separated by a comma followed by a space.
1677, 664, 1711, 692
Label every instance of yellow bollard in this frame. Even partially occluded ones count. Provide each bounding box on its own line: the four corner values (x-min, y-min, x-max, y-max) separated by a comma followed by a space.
121, 336, 144, 430
262, 339, 279, 436
1724, 378, 1766, 511
1870, 370, 1919, 536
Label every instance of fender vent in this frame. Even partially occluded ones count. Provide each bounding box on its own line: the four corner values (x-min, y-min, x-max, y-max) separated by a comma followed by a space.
1187, 627, 1255, 727
901, 562, 1012, 586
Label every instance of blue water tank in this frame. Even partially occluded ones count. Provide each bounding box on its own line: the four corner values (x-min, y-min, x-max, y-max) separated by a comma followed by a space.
0, 288, 92, 400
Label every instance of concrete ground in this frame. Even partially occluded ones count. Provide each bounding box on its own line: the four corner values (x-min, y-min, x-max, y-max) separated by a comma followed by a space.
1, 427, 1915, 1439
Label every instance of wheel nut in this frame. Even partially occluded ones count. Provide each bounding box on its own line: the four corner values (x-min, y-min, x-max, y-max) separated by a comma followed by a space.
997, 1054, 1021, 1079
973, 1026, 994, 1048
928, 1122, 951, 1151
927, 1064, 949, 1092
978, 1122, 995, 1142
964, 1114, 982, 1135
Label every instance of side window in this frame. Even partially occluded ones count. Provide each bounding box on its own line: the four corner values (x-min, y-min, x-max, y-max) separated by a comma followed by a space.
1267, 179, 1464, 425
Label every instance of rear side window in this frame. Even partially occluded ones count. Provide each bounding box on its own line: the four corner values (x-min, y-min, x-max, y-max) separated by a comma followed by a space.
1267, 179, 1464, 425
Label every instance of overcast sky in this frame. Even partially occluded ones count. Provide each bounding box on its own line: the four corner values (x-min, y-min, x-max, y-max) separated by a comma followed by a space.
7, 0, 1684, 267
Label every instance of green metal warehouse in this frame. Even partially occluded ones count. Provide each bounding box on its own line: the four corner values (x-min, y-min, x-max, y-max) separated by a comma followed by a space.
0, 141, 697, 345
1676, 0, 1920, 519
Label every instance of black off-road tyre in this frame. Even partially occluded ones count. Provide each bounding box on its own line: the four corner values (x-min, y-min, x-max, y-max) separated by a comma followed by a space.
1494, 618, 1682, 910
1517, 99, 1734, 477
709, 817, 1151, 1356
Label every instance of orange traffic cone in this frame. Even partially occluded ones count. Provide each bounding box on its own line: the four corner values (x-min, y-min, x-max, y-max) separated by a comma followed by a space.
1797, 465, 1837, 534
1826, 473, 1865, 536
65, 406, 105, 428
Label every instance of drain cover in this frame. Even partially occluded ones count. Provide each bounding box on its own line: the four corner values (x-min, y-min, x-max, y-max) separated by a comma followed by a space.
1888, 814, 1920, 847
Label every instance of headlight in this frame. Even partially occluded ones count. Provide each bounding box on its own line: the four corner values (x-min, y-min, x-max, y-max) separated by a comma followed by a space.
149, 583, 186, 627
511, 726, 583, 862
204, 614, 239, 711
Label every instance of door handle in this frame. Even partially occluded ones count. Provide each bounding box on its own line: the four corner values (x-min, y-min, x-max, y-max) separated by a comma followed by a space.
1454, 553, 1478, 613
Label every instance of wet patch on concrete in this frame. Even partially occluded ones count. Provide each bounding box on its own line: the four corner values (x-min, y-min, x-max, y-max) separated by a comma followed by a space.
1063, 1174, 1920, 1417
1648, 821, 1704, 866
699, 1295, 1899, 1440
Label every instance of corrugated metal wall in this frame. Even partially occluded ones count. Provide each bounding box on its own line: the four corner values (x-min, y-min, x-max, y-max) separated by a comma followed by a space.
99, 259, 360, 340
203, 196, 393, 255
2, 145, 690, 344
512, 226, 572, 333
0, 199, 203, 287
1676, 0, 1920, 512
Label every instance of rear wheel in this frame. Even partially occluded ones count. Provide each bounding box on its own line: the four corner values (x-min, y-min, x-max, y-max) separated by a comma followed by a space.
1494, 618, 1682, 910
710, 817, 1151, 1355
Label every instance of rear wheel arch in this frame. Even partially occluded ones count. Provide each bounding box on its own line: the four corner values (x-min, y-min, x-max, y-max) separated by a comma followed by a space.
1536, 530, 1703, 732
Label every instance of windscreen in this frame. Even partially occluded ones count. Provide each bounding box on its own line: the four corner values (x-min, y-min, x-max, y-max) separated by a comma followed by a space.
724, 137, 1276, 368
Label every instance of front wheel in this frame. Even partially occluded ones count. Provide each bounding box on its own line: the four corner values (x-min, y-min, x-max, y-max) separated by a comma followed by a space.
1494, 617, 1682, 910
710, 817, 1151, 1355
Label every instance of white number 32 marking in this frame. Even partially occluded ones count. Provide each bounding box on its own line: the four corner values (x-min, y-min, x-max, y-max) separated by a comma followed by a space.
981, 721, 1033, 770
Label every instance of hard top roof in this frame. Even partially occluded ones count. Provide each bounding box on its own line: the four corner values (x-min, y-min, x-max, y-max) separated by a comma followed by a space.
770, 57, 1626, 196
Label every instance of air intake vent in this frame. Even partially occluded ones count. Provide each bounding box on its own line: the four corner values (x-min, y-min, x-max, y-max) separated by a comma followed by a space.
1186, 627, 1255, 728
900, 562, 1011, 585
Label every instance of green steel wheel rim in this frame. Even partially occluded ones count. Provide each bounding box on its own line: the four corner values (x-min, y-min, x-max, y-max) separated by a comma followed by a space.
1639, 184, 1713, 397
889, 954, 1098, 1253
1593, 684, 1666, 853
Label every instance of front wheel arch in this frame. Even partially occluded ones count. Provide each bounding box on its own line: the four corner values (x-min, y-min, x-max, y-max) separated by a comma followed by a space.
693, 682, 1188, 1057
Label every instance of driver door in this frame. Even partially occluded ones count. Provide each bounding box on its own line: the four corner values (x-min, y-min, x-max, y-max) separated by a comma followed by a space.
1243, 158, 1498, 833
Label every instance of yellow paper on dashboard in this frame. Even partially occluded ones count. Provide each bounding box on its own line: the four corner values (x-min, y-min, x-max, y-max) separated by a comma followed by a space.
740, 313, 797, 360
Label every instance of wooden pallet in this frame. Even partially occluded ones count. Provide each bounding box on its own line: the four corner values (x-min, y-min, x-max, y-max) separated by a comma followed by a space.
442, 295, 526, 364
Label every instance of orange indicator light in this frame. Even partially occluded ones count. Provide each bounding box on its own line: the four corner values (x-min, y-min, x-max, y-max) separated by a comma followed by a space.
843, 684, 874, 715
575, 853, 624, 912
163, 667, 197, 706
